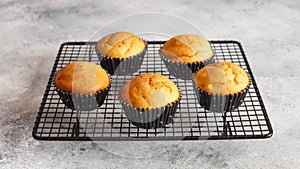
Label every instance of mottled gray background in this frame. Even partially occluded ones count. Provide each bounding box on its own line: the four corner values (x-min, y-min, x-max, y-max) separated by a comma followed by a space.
0, 0, 299, 168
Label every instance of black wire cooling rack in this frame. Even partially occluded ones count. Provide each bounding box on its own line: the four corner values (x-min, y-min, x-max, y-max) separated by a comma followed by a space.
32, 41, 273, 141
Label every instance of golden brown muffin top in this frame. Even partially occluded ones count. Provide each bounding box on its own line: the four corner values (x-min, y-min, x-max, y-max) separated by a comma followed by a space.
194, 62, 250, 95
161, 34, 213, 64
96, 32, 146, 59
55, 62, 110, 95
120, 73, 180, 109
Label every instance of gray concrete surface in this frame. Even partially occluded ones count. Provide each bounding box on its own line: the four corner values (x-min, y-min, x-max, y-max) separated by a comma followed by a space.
0, 0, 299, 168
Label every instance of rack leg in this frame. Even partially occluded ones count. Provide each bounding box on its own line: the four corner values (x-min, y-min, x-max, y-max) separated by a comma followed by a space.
222, 112, 232, 136
222, 112, 227, 136
72, 118, 80, 137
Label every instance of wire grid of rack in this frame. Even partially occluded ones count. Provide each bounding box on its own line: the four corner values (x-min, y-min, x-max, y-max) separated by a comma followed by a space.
32, 41, 273, 140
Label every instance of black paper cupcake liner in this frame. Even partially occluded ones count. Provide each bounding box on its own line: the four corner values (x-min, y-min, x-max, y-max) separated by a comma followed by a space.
54, 81, 111, 111
159, 49, 214, 80
193, 75, 251, 112
95, 39, 148, 75
120, 93, 182, 129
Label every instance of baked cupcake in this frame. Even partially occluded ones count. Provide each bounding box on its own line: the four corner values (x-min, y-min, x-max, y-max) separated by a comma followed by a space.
160, 34, 214, 80
95, 32, 147, 75
120, 73, 181, 128
193, 61, 251, 112
54, 61, 110, 111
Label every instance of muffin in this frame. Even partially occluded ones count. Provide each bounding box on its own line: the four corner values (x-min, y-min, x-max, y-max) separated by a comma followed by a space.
160, 34, 214, 80
193, 61, 251, 112
95, 32, 147, 75
120, 73, 181, 128
54, 61, 110, 111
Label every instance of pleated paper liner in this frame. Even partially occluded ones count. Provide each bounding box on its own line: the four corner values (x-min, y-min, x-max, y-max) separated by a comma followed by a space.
159, 49, 214, 80
120, 93, 182, 129
95, 39, 148, 75
54, 81, 111, 111
193, 75, 252, 112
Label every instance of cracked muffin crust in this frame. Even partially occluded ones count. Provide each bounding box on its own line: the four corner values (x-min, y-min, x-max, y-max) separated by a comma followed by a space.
96, 32, 146, 59
55, 61, 110, 95
194, 61, 250, 95
161, 34, 213, 64
120, 73, 180, 109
